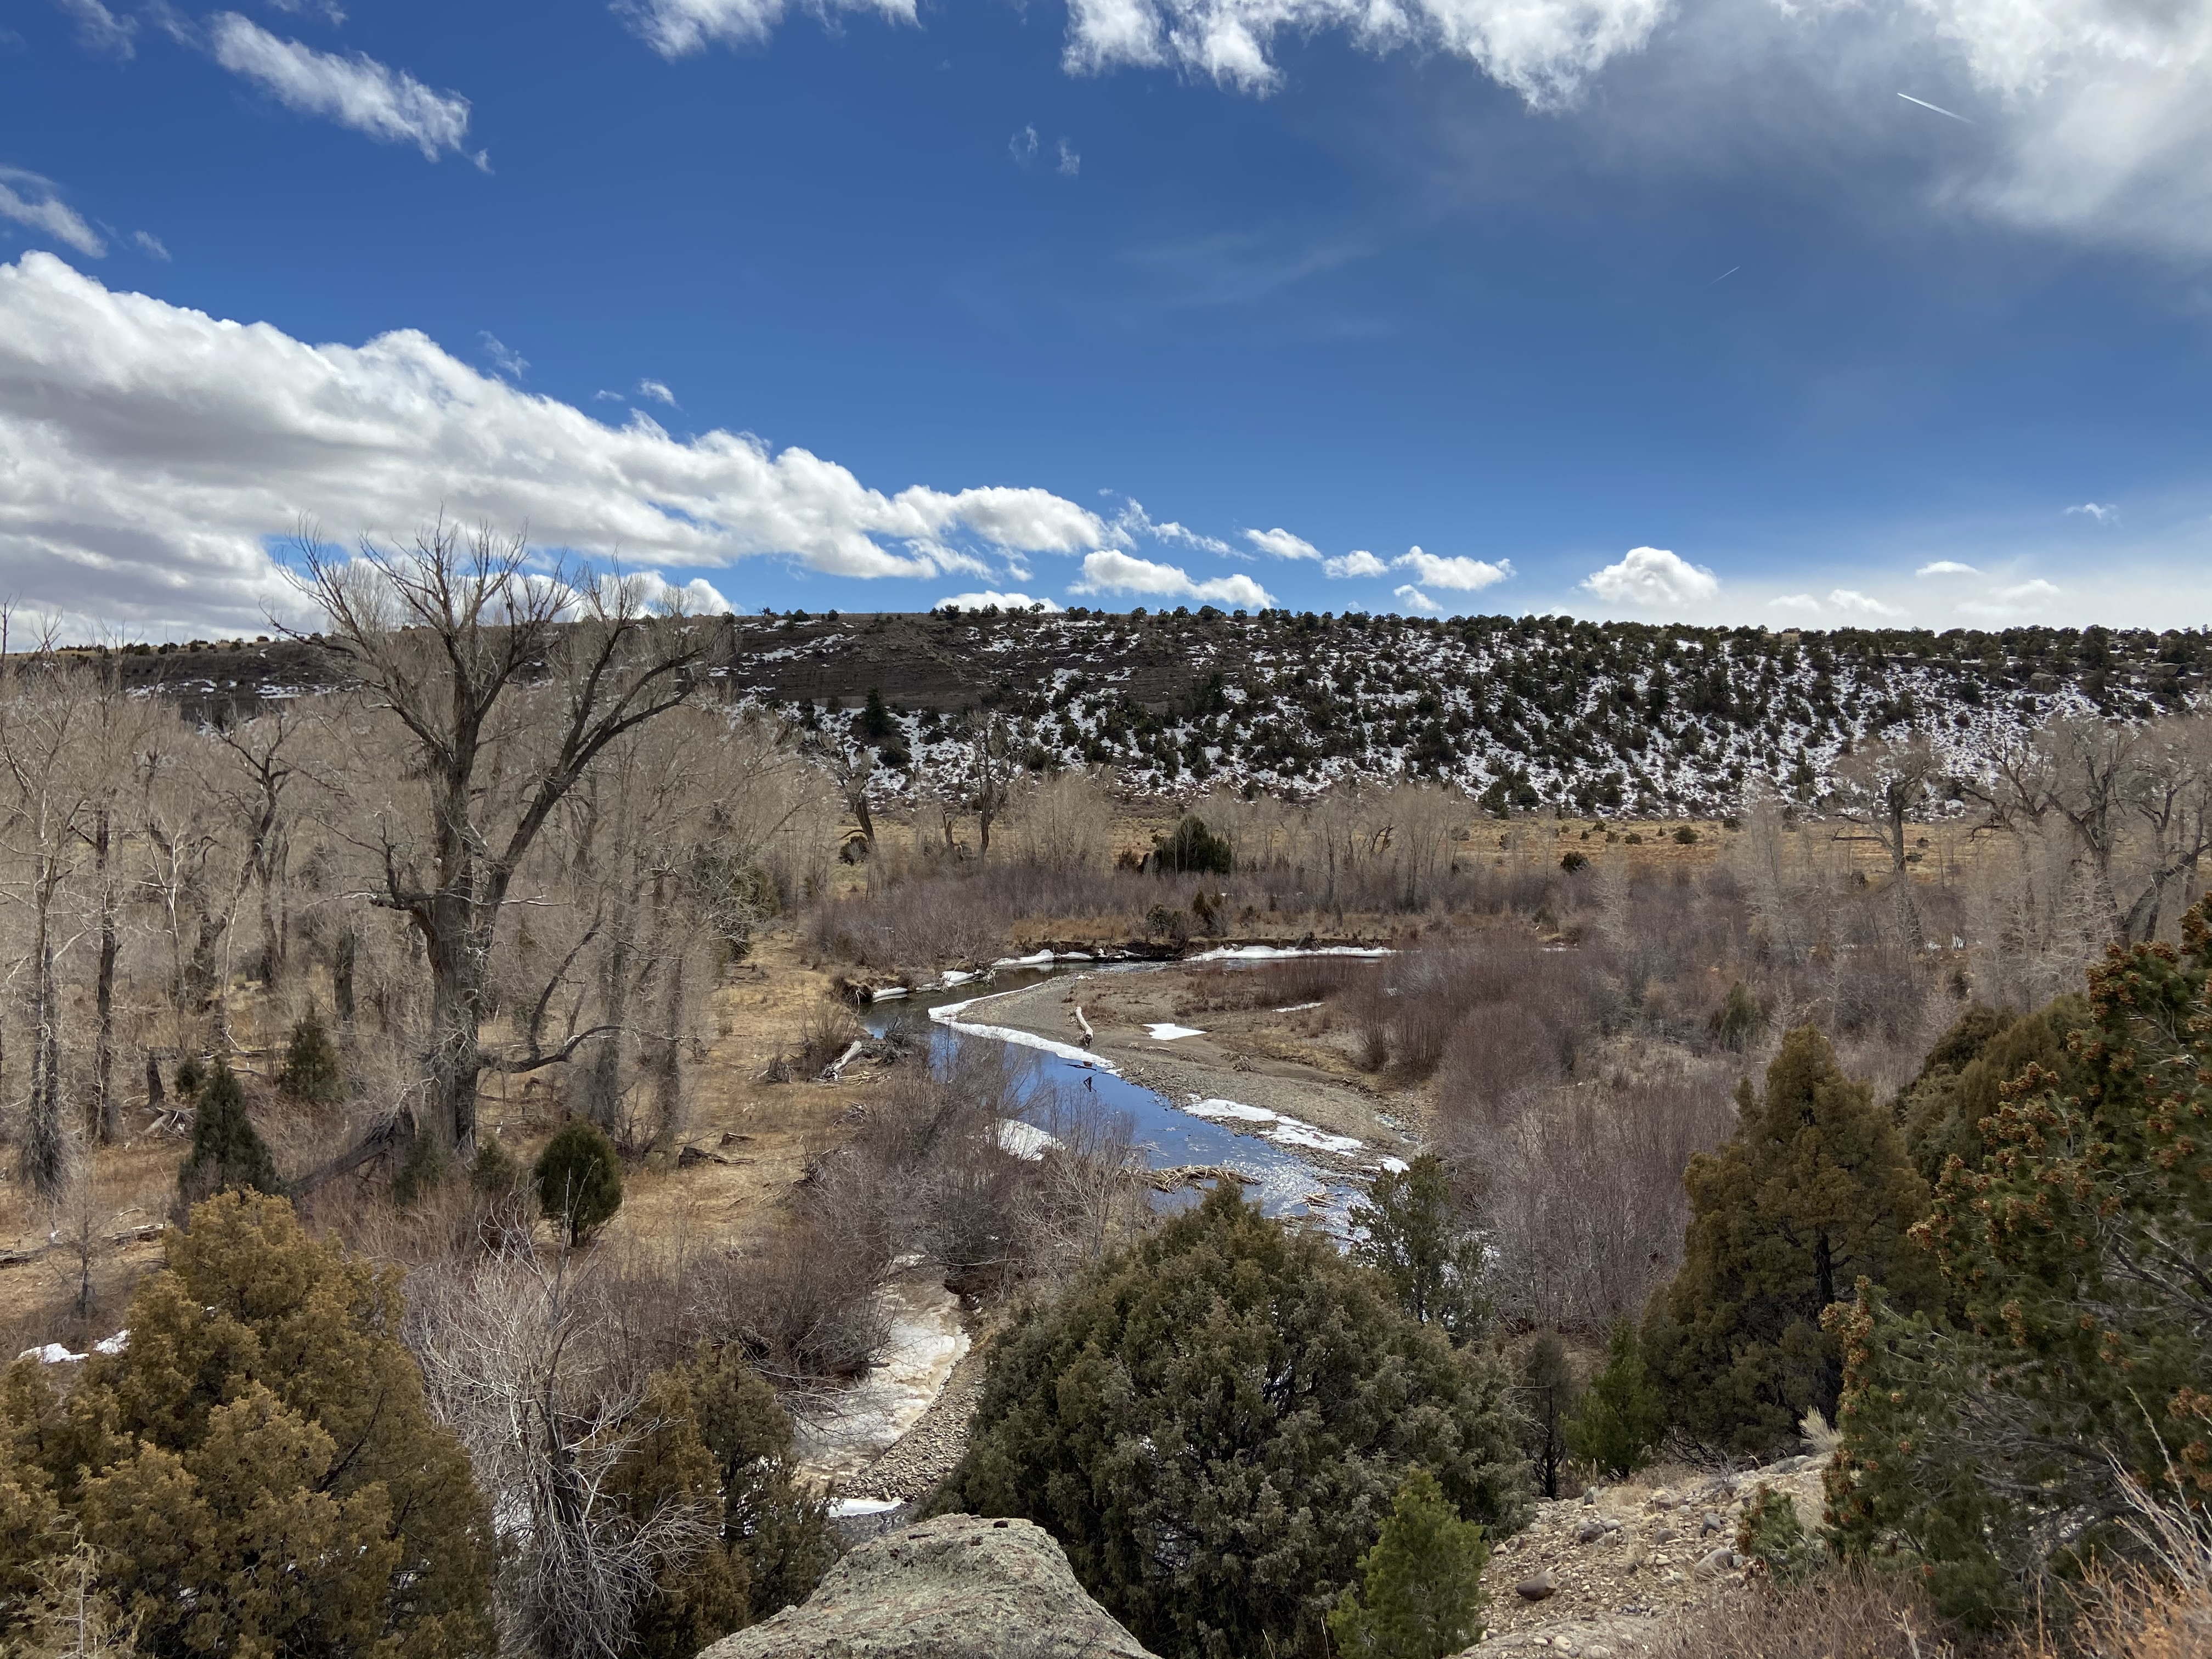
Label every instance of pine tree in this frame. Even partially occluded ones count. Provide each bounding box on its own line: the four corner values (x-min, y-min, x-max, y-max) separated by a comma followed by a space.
0, 1192, 495, 1657
1351, 1154, 1489, 1344
533, 1116, 624, 1244
1566, 1322, 1666, 1479
934, 1182, 1527, 1658
1892, 995, 2089, 1183
1645, 1026, 1937, 1457
1326, 1467, 1491, 1659
176, 1060, 278, 1208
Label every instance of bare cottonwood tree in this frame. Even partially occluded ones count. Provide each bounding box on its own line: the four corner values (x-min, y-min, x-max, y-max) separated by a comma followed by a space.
0, 644, 101, 1199
292, 522, 708, 1153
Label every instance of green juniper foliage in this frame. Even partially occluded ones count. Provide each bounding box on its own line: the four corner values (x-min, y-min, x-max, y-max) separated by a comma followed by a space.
1326, 1467, 1491, 1659
176, 1060, 279, 1206
1351, 1154, 1490, 1344
1151, 813, 1234, 876
1826, 898, 2212, 1625
1891, 995, 2090, 1184
934, 1182, 1526, 1659
533, 1116, 624, 1244
1645, 1026, 1937, 1458
0, 1193, 495, 1658
1566, 1322, 1666, 1480
275, 1008, 345, 1106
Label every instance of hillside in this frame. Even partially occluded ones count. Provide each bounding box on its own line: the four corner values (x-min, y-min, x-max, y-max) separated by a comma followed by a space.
78, 609, 2209, 812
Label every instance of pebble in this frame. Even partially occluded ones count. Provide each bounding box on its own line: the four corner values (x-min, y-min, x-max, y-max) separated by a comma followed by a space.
1692, 1548, 1740, 1577
1515, 1572, 1559, 1602
1700, 1510, 1725, 1535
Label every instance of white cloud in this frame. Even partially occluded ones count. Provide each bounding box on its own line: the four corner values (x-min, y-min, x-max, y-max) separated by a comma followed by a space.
1393, 584, 1443, 614
637, 377, 677, 406
0, 252, 1118, 632
1916, 560, 1979, 576
479, 332, 528, 380
599, 569, 733, 613
1057, 137, 1081, 176
1578, 546, 1719, 610
1827, 587, 1904, 617
1245, 526, 1320, 561
1070, 550, 1274, 608
58, 0, 136, 57
1958, 576, 2065, 618
1393, 548, 1512, 591
1768, 593, 1821, 612
2065, 501, 2117, 522
1324, 549, 1388, 578
1061, 0, 1667, 104
1011, 125, 1040, 165
621, 0, 915, 57
0, 169, 105, 258
936, 589, 1064, 612
1114, 500, 1233, 556
130, 230, 171, 261
208, 14, 479, 163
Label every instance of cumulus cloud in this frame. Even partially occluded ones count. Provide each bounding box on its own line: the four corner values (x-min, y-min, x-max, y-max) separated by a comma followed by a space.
0, 170, 105, 259
1916, 560, 1978, 576
1070, 550, 1274, 608
597, 569, 733, 613
637, 377, 677, 406
1393, 584, 1444, 614
1394, 548, 1512, 591
1578, 545, 1719, 610
0, 252, 1117, 632
209, 14, 479, 162
936, 589, 1064, 612
2066, 501, 2118, 522
1768, 593, 1821, 612
1827, 588, 1904, 617
1245, 527, 1320, 561
1324, 549, 1388, 579
622, 0, 915, 57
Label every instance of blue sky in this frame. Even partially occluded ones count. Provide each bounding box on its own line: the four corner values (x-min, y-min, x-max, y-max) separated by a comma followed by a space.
2, 0, 2209, 634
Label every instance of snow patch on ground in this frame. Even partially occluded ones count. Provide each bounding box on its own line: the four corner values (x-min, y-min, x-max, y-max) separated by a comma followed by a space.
994, 1119, 1064, 1160
1183, 1095, 1365, 1155
1276, 1001, 1325, 1013
1146, 1022, 1205, 1041
1186, 945, 1394, 963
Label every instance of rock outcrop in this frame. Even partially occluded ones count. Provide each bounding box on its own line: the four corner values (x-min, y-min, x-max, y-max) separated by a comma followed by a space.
698, 1513, 1158, 1659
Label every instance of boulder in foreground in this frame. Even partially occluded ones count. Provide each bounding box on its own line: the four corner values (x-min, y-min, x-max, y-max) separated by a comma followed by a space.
697, 1513, 1158, 1659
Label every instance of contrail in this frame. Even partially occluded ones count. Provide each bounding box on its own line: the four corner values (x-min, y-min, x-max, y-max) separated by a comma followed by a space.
1710, 266, 1740, 285
1898, 92, 1972, 123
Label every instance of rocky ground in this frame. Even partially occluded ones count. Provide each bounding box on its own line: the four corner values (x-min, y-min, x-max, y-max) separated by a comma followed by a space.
701, 1513, 1158, 1659
840, 1339, 991, 1508
1461, 1452, 1832, 1659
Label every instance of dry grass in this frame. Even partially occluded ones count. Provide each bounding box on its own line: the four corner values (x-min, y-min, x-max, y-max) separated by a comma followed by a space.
1652, 1570, 1955, 1659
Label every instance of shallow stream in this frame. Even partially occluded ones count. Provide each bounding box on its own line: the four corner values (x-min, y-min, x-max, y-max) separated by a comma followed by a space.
858, 958, 1395, 1229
